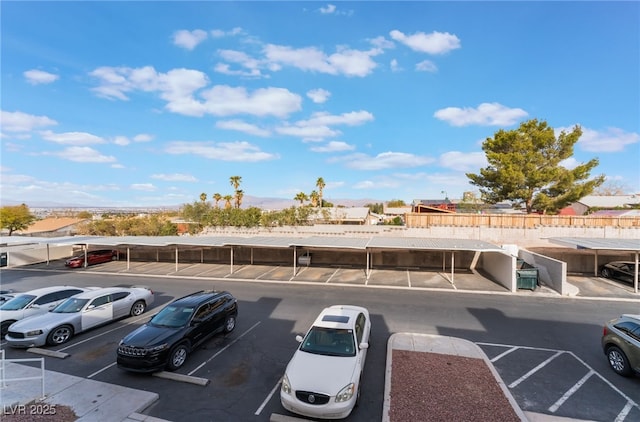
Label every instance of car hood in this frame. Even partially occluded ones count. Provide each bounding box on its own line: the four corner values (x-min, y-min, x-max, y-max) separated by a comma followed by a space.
9, 312, 76, 332
0, 309, 25, 321
121, 324, 183, 347
285, 350, 358, 395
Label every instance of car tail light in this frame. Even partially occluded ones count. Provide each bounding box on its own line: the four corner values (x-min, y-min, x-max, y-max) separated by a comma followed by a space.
603, 326, 608, 336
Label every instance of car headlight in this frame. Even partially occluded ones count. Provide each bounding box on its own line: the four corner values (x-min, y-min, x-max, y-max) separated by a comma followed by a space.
281, 374, 291, 395
335, 382, 355, 402
25, 329, 43, 336
148, 343, 168, 353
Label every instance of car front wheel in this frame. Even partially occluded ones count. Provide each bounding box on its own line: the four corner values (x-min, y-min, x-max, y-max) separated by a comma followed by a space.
167, 343, 189, 371
601, 268, 612, 278
1, 321, 15, 337
607, 346, 632, 376
47, 325, 73, 345
223, 315, 236, 333
130, 300, 146, 316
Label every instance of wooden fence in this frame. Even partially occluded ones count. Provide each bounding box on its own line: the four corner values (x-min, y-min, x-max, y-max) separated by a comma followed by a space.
405, 213, 640, 228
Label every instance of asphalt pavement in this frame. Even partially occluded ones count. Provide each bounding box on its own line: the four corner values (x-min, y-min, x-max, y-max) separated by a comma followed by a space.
1, 261, 635, 421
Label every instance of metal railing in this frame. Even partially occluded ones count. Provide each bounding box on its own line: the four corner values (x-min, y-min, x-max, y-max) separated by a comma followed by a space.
0, 349, 46, 401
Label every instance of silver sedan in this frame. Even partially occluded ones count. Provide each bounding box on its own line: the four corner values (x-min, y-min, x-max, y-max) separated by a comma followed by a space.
6, 286, 154, 348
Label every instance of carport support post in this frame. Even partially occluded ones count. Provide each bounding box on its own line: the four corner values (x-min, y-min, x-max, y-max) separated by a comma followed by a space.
635, 252, 639, 294
175, 247, 178, 272
366, 251, 370, 279
127, 247, 130, 270
230, 247, 234, 275
293, 248, 297, 277
46, 244, 50, 265
451, 251, 455, 284
594, 251, 598, 277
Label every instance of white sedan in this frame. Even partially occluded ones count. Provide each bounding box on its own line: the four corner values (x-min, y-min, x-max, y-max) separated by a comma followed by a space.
280, 305, 371, 419
6, 286, 154, 348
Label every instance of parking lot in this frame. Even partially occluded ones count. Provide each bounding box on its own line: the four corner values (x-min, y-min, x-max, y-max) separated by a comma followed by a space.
1, 260, 638, 421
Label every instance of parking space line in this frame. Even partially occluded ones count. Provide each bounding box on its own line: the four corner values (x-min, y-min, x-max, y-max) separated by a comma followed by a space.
490, 346, 519, 362
255, 379, 281, 416
406, 270, 411, 288
509, 350, 563, 388
187, 321, 261, 376
256, 266, 280, 280
548, 369, 594, 413
88, 362, 116, 379
616, 401, 635, 422
326, 267, 340, 283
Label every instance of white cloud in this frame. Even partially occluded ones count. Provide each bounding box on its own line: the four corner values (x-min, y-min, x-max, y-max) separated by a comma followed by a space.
215, 49, 265, 78
133, 133, 154, 142
1, 110, 57, 133
307, 88, 331, 104
165, 141, 278, 162
370, 36, 395, 50
113, 136, 130, 146
216, 119, 271, 137
210, 27, 243, 38
276, 110, 373, 141
439, 151, 487, 171
390, 59, 402, 72
40, 130, 105, 145
310, 141, 355, 152
151, 173, 198, 182
131, 183, 157, 191
434, 102, 528, 126
90, 66, 302, 118
319, 4, 336, 14
263, 44, 381, 77
47, 146, 117, 163
560, 126, 640, 153
415, 60, 437, 73
389, 30, 461, 54
24, 69, 59, 85
337, 151, 435, 170
173, 29, 208, 50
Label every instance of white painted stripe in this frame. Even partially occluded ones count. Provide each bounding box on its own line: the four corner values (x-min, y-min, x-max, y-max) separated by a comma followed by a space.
548, 370, 594, 413
490, 346, 519, 363
87, 361, 116, 378
615, 401, 634, 422
406, 269, 411, 288
509, 351, 563, 388
188, 321, 261, 376
255, 379, 281, 415
326, 267, 340, 283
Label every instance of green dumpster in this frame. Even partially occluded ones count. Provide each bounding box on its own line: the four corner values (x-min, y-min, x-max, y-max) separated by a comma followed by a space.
516, 267, 538, 290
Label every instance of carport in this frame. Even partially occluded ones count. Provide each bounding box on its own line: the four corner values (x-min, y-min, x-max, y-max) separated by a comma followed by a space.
549, 237, 640, 293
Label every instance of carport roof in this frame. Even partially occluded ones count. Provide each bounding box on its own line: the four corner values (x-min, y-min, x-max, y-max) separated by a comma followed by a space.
548, 237, 640, 251
1, 234, 505, 252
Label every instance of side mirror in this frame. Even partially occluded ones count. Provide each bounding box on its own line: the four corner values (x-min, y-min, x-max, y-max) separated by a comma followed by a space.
29, 304, 40, 309
86, 305, 95, 310
191, 319, 202, 326
359, 342, 369, 350
295, 335, 304, 343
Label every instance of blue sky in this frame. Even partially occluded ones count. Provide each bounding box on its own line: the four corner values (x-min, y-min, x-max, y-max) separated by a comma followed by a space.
2, 1, 639, 208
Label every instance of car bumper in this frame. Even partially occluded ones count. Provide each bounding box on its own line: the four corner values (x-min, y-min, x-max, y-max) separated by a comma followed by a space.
5, 333, 47, 348
280, 391, 355, 420
117, 354, 167, 373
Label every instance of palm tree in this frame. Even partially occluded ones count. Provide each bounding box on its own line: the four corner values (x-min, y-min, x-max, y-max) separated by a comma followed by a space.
230, 176, 242, 191
235, 190, 244, 209
223, 194, 233, 209
213, 193, 222, 208
294, 192, 308, 205
316, 177, 325, 207
309, 190, 319, 207
199, 192, 207, 203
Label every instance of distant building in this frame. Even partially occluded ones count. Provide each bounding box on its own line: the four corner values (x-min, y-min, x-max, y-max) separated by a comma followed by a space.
411, 199, 456, 213
564, 195, 640, 215
309, 207, 373, 225
16, 217, 88, 237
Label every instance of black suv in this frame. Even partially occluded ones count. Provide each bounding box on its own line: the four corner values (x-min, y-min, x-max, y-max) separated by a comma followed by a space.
117, 290, 238, 372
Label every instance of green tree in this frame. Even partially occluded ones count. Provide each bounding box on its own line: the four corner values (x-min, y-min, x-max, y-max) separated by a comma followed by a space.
386, 199, 406, 208
199, 192, 207, 203
309, 190, 319, 207
213, 193, 222, 208
223, 194, 233, 209
76, 211, 93, 219
230, 175, 242, 191
316, 177, 326, 207
365, 203, 384, 214
0, 204, 36, 235
466, 119, 605, 214
234, 189, 244, 209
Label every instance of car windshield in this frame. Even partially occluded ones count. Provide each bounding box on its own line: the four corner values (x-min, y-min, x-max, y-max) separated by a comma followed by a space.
149, 305, 194, 328
52, 298, 89, 313
300, 327, 356, 357
0, 294, 36, 311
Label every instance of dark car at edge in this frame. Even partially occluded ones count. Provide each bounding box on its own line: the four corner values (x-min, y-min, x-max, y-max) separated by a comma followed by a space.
65, 249, 118, 268
116, 290, 238, 373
